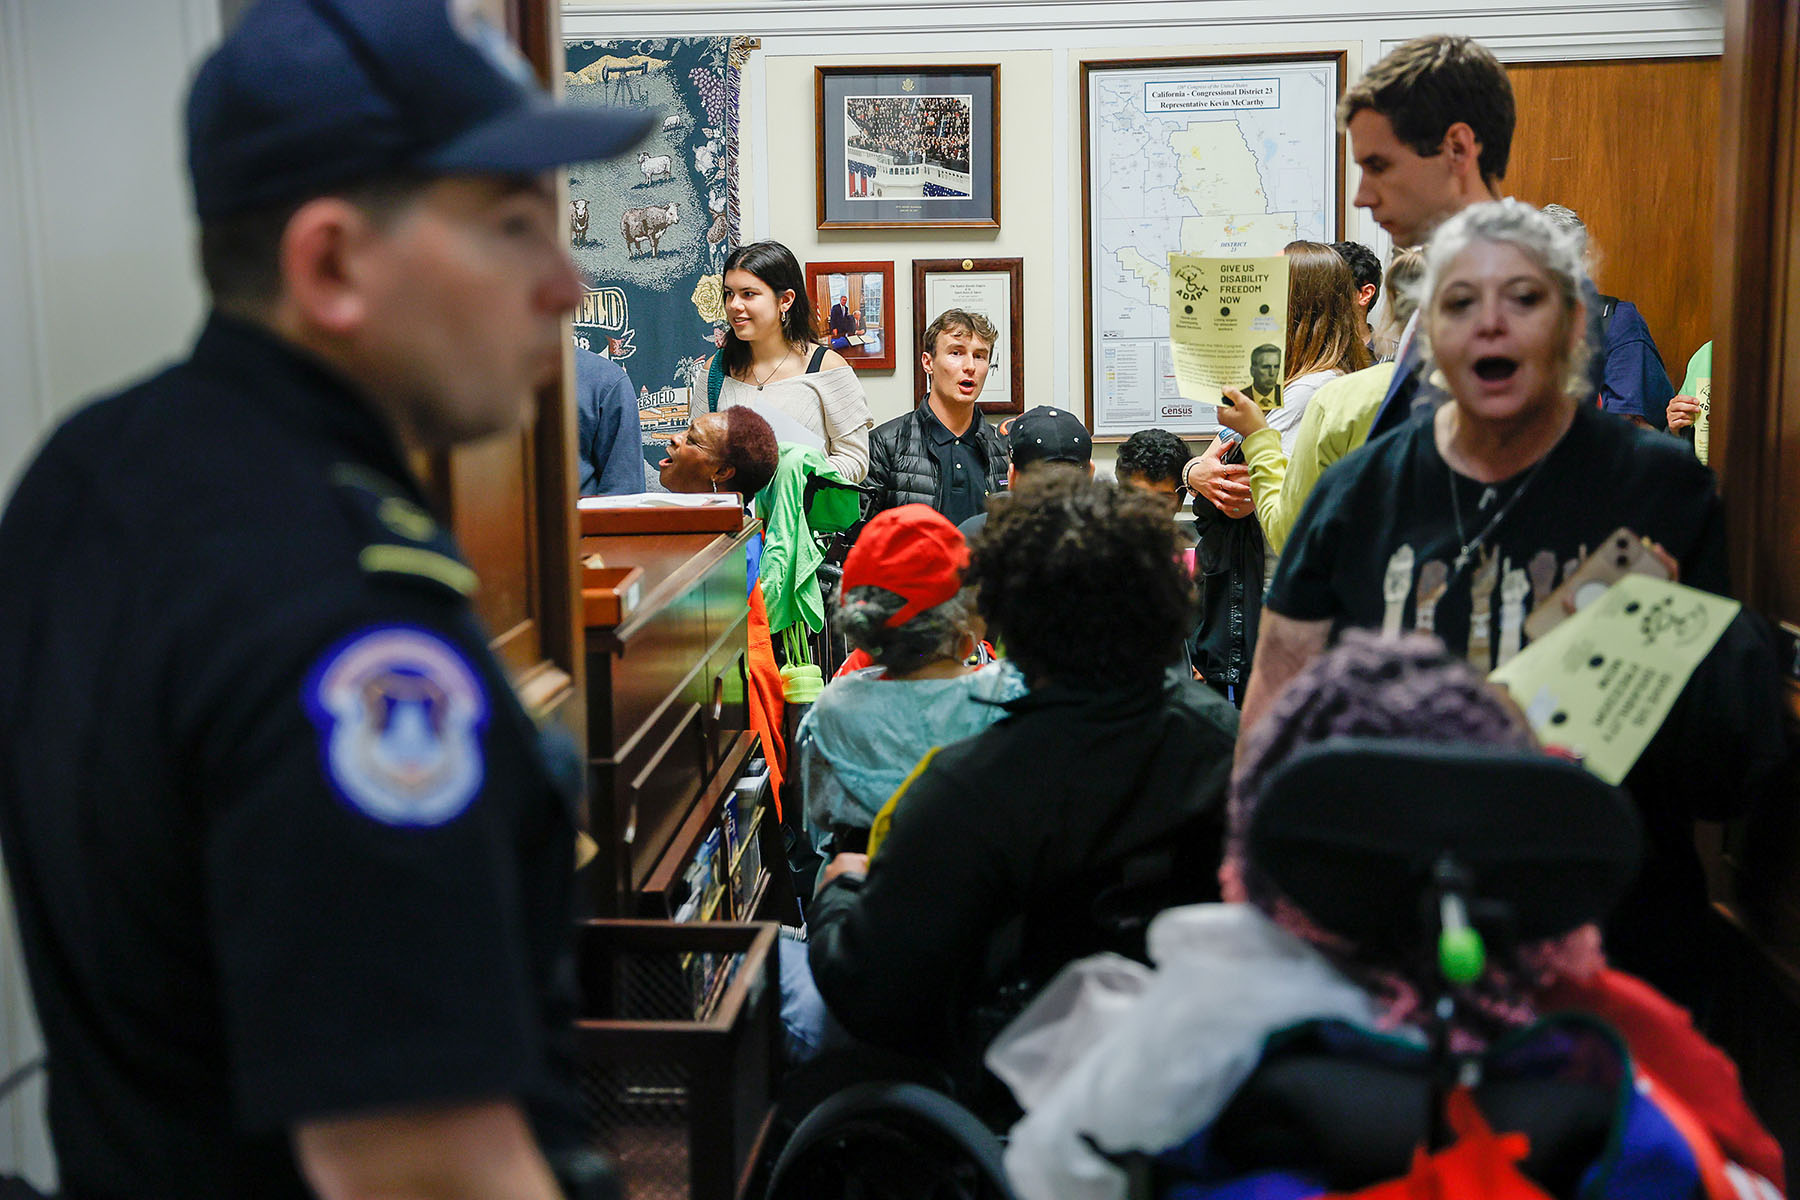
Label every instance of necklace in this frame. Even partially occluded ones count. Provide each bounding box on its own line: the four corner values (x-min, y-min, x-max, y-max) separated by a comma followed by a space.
751, 344, 795, 391
1447, 454, 1549, 573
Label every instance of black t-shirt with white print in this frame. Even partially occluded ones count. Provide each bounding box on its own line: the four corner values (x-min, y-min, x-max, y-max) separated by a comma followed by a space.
1266, 403, 1727, 669
1266, 403, 1770, 1007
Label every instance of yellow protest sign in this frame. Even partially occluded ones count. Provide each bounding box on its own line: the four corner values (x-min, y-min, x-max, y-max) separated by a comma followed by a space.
1490, 574, 1739, 784
1168, 254, 1289, 407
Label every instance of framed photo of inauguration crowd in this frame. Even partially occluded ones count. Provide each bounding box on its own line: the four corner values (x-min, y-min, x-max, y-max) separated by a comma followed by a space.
806, 259, 897, 370
815, 65, 1000, 230
912, 257, 1024, 415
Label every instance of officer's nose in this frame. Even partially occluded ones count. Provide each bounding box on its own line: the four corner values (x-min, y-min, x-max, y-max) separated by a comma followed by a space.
543, 251, 585, 315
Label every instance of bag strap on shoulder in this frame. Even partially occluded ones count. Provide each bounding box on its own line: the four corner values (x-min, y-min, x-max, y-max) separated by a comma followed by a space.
707, 353, 726, 412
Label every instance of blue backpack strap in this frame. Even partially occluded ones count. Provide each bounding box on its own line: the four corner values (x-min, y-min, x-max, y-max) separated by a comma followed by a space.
805, 344, 828, 373
707, 353, 726, 412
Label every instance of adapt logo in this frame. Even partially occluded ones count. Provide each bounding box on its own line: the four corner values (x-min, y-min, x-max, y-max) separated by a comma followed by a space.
1172, 268, 1211, 303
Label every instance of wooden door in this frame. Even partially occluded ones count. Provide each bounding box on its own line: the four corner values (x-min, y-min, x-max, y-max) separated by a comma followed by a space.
1506, 57, 1721, 377
1698, 0, 1800, 1160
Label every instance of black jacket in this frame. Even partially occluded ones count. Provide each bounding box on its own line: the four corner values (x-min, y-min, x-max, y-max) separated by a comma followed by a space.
807, 676, 1238, 1076
863, 404, 1010, 520
1188, 445, 1265, 688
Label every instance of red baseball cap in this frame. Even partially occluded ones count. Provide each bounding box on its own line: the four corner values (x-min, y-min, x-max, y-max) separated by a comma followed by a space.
841, 504, 969, 628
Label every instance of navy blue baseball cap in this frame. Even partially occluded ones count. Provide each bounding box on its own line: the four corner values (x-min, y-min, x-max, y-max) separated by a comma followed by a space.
187, 0, 656, 220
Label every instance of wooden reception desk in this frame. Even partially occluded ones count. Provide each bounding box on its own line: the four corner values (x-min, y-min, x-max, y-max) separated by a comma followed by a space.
579, 518, 772, 920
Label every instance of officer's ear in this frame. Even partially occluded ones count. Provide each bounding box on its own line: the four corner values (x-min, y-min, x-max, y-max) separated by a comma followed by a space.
278, 197, 382, 336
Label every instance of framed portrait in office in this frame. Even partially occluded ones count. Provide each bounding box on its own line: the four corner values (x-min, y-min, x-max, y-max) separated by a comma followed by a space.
804, 260, 896, 371
912, 257, 1024, 415
815, 65, 1000, 230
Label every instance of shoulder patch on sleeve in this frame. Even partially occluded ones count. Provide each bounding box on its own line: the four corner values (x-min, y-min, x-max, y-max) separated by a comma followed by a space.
303, 626, 489, 827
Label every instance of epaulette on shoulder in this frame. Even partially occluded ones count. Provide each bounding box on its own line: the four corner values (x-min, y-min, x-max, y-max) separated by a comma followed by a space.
329, 463, 477, 598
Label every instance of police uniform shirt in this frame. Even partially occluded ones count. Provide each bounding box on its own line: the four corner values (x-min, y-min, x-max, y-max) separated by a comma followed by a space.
920, 405, 991, 527
0, 316, 581, 1197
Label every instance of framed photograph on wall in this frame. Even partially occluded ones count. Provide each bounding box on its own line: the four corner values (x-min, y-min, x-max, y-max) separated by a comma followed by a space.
804, 260, 896, 370
1080, 50, 1346, 439
912, 258, 1024, 415
816, 65, 1000, 230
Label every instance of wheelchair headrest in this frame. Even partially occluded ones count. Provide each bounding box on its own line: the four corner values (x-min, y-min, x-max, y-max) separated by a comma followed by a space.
1248, 738, 1642, 955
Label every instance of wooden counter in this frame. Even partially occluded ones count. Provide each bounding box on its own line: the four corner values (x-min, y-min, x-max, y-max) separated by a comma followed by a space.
581, 522, 759, 916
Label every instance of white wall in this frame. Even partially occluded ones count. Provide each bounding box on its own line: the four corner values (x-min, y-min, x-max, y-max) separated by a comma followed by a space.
0, 0, 219, 1181
566, 0, 1722, 470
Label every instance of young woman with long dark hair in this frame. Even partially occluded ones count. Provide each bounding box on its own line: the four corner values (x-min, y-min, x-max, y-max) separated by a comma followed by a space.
709, 240, 874, 482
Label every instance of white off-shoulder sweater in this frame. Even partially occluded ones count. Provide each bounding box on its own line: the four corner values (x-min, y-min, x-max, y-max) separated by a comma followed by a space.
717, 365, 874, 483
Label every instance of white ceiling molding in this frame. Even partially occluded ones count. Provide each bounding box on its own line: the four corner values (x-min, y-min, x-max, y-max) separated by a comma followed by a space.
1391, 25, 1722, 61
565, 0, 1721, 54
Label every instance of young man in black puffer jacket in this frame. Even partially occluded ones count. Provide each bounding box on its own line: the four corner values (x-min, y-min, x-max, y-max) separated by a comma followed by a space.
862, 309, 1010, 527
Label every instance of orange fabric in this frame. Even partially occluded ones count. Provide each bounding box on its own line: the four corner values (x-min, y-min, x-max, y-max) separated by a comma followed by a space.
1636, 1072, 1739, 1200
746, 582, 786, 820
1315, 1089, 1553, 1200
1539, 968, 1785, 1189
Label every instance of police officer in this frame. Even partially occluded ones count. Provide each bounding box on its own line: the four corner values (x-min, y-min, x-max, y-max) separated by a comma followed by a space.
0, 1, 651, 1196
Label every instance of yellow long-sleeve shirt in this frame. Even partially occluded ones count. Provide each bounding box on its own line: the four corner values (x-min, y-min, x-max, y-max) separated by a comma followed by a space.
1240, 361, 1398, 555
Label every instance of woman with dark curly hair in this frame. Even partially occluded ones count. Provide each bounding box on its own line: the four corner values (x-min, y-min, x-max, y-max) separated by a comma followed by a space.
804, 470, 1239, 1091
966, 467, 1197, 691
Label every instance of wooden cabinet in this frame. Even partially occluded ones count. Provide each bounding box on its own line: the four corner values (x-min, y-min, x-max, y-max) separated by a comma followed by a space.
580, 525, 763, 916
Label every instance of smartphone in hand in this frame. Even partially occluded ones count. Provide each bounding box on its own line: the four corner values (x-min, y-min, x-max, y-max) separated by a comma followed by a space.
1522, 527, 1671, 642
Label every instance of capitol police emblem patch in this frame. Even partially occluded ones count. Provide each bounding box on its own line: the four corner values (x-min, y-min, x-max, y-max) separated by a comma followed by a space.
304, 627, 488, 827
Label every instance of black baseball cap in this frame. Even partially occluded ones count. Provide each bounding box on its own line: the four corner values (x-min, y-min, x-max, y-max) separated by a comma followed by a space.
1007, 405, 1093, 468
187, 0, 656, 221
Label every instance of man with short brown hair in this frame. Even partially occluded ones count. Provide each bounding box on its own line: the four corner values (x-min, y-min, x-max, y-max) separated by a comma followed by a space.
861, 308, 1009, 526
1339, 33, 1513, 250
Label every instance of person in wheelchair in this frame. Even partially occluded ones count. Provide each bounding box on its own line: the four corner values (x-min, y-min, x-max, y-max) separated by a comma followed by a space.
995, 632, 1783, 1200
795, 504, 1025, 856
803, 470, 1239, 1104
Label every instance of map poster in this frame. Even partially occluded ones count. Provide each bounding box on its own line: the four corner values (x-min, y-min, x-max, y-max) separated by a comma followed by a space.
1082, 53, 1343, 438
1169, 254, 1289, 410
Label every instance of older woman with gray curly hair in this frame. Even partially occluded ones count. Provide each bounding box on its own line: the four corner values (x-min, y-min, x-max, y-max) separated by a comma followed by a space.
794, 503, 1024, 852
1245, 198, 1731, 718
1241, 198, 1778, 1008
